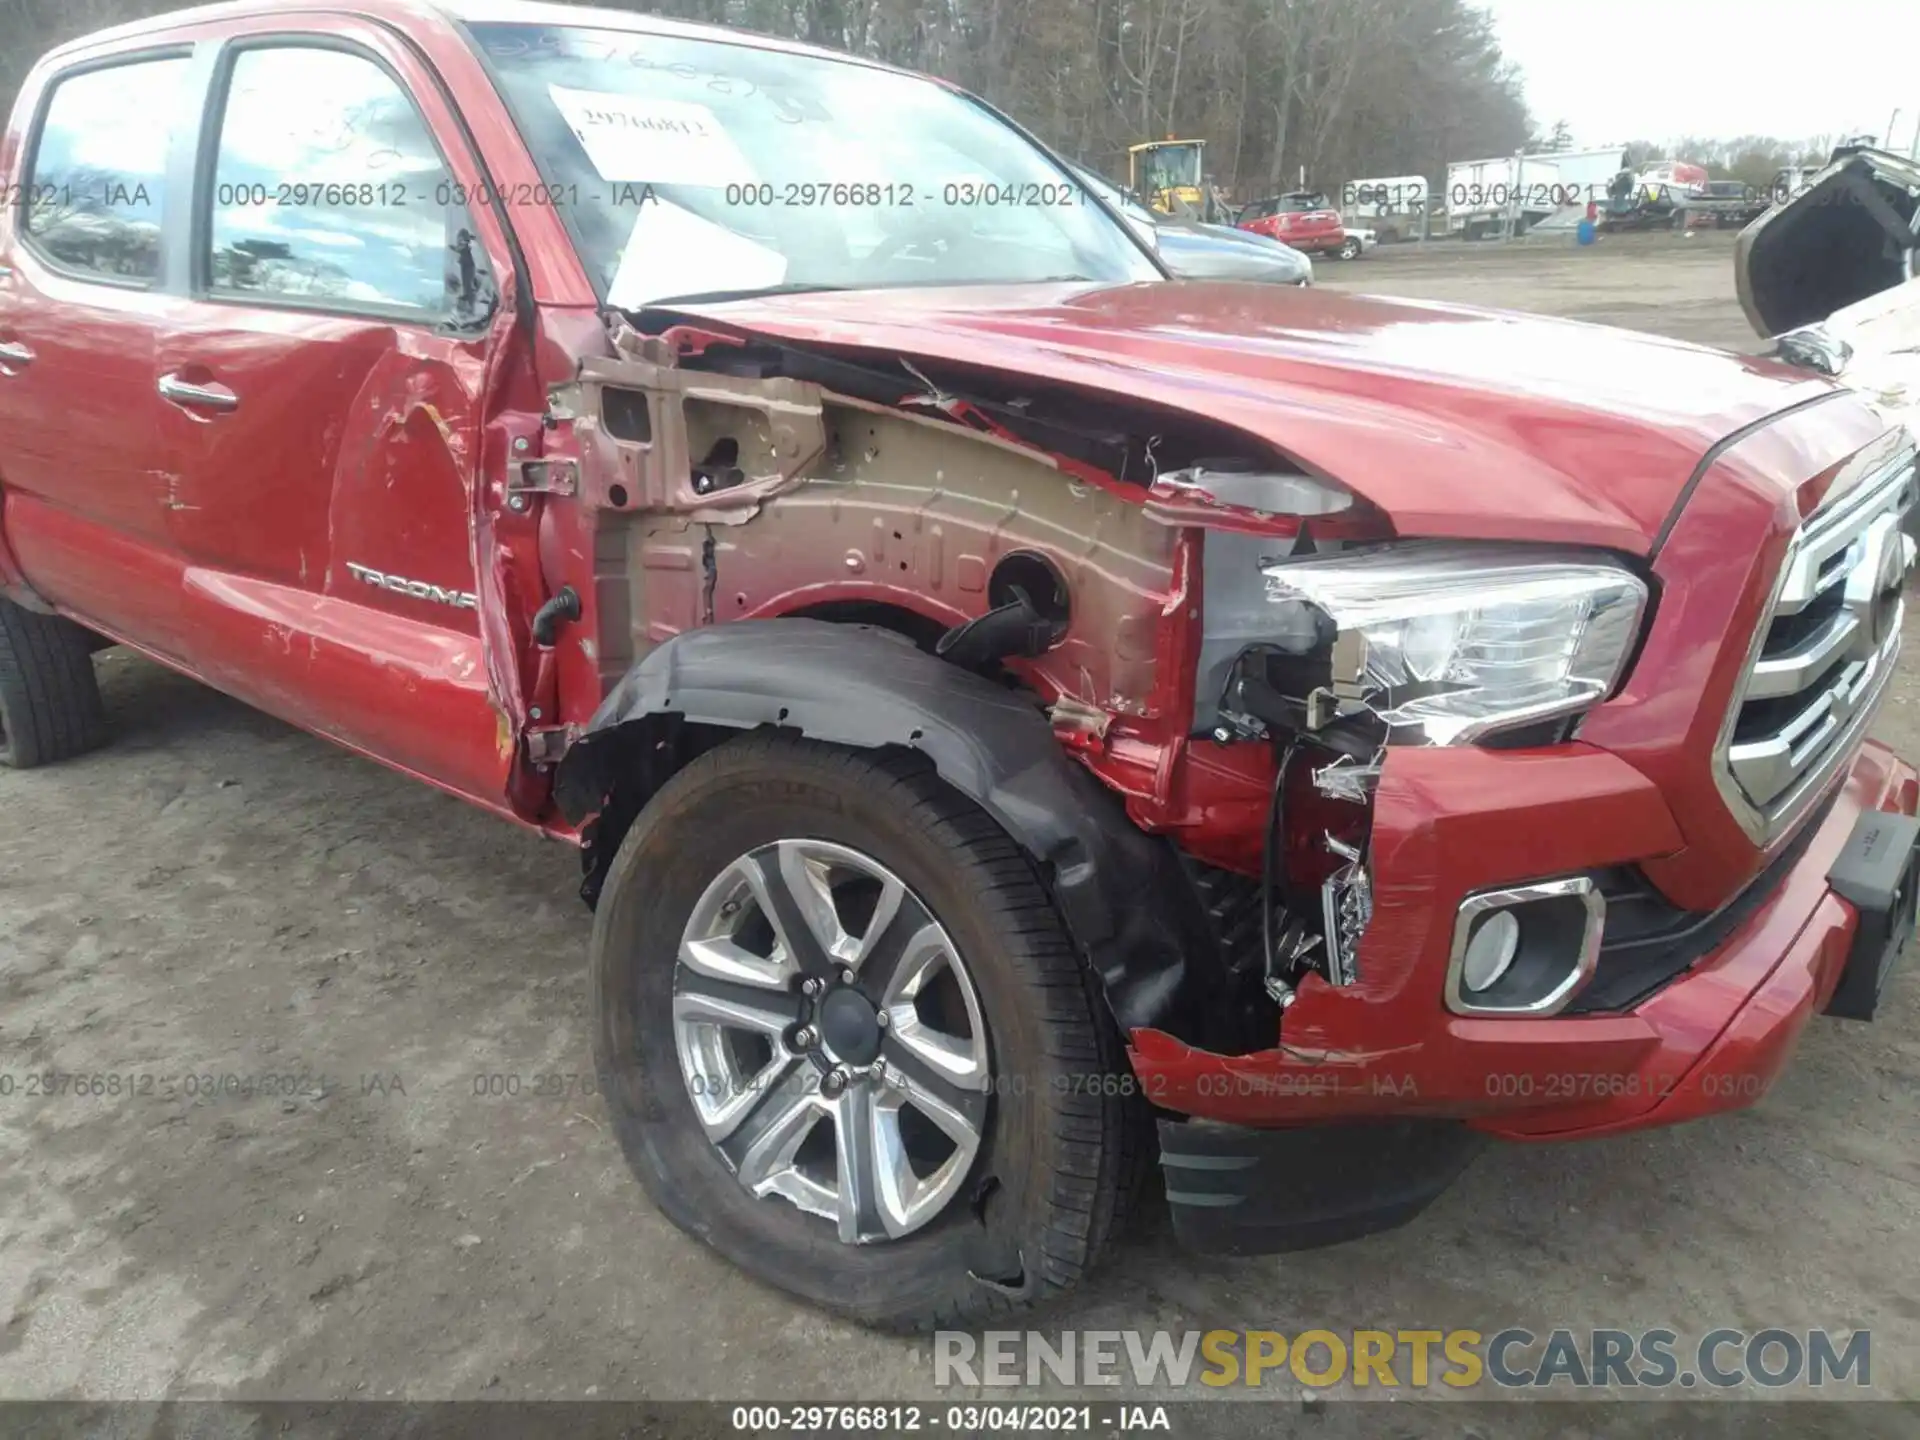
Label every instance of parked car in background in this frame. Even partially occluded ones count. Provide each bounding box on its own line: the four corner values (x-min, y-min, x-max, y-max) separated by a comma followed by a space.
1148, 216, 1315, 284
1072, 166, 1312, 284
4, 0, 1917, 1339
1339, 175, 1429, 243
1236, 190, 1346, 254
1334, 227, 1376, 260
1739, 144, 1920, 410
1738, 145, 1920, 546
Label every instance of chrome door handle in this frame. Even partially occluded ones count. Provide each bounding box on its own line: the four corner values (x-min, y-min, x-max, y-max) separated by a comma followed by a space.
0, 340, 33, 371
157, 373, 239, 412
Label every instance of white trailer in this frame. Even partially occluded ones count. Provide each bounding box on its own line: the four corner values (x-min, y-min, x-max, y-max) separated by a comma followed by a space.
1444, 156, 1558, 237
1338, 174, 1430, 241
1550, 147, 1632, 202
1444, 147, 1630, 237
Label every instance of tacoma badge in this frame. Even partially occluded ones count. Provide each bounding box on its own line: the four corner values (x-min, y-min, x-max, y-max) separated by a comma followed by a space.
344, 562, 478, 611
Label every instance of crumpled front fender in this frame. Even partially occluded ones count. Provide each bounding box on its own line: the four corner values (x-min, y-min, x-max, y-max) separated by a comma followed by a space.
554, 618, 1226, 1047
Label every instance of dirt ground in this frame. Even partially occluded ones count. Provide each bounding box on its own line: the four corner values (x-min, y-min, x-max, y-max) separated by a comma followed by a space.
1315, 227, 1767, 351
4, 229, 1919, 1435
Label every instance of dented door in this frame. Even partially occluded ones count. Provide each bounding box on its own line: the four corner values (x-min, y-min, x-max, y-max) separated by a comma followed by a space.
150, 17, 522, 806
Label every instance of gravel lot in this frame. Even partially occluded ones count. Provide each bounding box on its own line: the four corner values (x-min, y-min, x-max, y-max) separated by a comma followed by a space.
3, 229, 1917, 1436
1315, 227, 1765, 350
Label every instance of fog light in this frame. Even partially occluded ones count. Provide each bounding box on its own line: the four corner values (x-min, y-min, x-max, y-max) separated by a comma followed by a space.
1460, 909, 1520, 992
1446, 877, 1605, 1016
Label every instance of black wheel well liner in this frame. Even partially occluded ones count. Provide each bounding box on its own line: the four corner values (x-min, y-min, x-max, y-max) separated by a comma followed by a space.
554, 619, 1225, 1048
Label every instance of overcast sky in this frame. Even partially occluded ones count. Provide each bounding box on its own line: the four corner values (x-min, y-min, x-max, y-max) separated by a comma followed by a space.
1481, 0, 1920, 150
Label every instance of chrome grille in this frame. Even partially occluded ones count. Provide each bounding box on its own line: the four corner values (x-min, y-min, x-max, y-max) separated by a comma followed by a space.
1715, 447, 1917, 844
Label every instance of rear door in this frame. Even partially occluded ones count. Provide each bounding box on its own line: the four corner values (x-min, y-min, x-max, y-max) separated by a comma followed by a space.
0, 49, 199, 646
151, 17, 523, 804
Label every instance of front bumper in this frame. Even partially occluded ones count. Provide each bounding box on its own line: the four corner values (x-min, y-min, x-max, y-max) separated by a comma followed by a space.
1156, 1117, 1487, 1254
1130, 738, 1919, 1139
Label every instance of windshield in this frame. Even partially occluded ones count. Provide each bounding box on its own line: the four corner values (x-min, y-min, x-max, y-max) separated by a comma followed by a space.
467, 22, 1160, 305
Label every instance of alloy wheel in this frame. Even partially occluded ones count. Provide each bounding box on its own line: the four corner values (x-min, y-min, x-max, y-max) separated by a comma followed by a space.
670, 839, 991, 1243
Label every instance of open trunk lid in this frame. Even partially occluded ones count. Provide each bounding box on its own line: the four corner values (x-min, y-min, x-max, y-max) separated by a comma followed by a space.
1738, 146, 1920, 432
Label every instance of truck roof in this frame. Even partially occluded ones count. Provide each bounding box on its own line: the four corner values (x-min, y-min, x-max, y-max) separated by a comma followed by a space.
40, 0, 885, 74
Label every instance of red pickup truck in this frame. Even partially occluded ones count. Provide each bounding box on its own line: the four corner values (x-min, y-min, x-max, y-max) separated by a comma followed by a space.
3, 0, 1917, 1332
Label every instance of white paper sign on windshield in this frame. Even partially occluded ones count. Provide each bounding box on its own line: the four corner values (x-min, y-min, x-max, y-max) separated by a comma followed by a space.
548, 85, 755, 186
606, 197, 788, 310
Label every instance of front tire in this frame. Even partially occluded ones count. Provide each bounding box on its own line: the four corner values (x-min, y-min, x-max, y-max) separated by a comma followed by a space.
1338, 236, 1362, 260
0, 597, 108, 769
590, 733, 1137, 1330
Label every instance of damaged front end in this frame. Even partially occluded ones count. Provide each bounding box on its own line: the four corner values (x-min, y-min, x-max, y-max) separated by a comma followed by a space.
1194, 532, 1648, 1010
548, 306, 1399, 1061
547, 290, 1675, 1091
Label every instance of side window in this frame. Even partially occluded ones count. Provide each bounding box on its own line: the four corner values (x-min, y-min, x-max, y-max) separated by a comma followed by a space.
205, 47, 495, 324
24, 57, 191, 281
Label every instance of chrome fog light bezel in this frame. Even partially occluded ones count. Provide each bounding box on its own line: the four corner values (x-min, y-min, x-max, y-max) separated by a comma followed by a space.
1445, 877, 1605, 1017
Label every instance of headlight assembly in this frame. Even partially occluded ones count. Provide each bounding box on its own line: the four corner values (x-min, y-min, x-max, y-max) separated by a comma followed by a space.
1250, 542, 1649, 745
